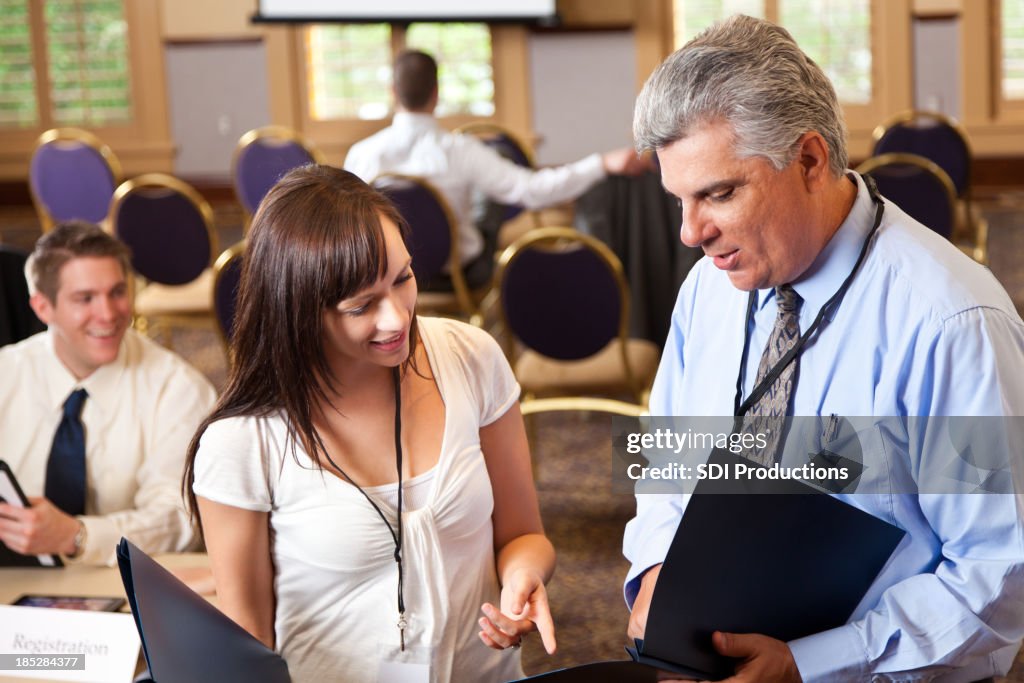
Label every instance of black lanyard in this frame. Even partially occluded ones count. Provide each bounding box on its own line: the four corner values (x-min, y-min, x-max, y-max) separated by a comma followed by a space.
733, 174, 885, 417
321, 366, 406, 649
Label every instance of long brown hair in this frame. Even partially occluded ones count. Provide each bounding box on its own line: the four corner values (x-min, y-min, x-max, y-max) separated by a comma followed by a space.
183, 165, 417, 523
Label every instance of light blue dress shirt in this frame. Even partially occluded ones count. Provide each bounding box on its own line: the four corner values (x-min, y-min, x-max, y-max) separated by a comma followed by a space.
623, 173, 1024, 681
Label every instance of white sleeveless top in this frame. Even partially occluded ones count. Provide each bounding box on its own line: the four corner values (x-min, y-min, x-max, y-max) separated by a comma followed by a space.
193, 317, 523, 683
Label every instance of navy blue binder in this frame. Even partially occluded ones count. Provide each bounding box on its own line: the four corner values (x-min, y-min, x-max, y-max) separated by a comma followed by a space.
117, 538, 290, 683
514, 451, 905, 681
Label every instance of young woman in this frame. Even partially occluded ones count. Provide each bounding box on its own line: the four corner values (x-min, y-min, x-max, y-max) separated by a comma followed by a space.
183, 165, 555, 682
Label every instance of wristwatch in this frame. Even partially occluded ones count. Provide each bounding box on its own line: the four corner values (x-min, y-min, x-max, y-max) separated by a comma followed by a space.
69, 520, 87, 559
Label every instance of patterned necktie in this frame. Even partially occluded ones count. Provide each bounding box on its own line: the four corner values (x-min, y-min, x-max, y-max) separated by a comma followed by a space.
744, 285, 802, 465
45, 388, 88, 516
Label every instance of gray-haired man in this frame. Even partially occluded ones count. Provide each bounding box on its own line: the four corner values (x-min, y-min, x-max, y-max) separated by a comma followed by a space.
624, 15, 1024, 683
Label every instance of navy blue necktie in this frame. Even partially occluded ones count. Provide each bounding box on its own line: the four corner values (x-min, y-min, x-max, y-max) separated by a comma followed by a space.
45, 388, 88, 516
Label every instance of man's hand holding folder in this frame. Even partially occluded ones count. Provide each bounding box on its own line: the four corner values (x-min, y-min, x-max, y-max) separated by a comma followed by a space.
630, 565, 801, 683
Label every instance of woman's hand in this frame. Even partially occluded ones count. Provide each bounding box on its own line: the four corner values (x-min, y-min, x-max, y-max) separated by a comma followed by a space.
478, 567, 557, 654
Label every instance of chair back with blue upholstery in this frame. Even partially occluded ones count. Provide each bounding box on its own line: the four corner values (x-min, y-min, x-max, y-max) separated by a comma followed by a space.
503, 234, 621, 361
109, 174, 218, 342
29, 128, 122, 233
371, 173, 477, 321
232, 126, 324, 222
110, 174, 217, 286
872, 110, 971, 199
212, 241, 245, 348
496, 227, 658, 404
856, 153, 957, 240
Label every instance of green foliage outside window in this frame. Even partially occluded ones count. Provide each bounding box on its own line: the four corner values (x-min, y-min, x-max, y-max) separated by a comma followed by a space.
406, 23, 494, 117
307, 22, 494, 121
308, 24, 392, 120
1004, 0, 1024, 100
672, 0, 871, 105
0, 0, 38, 126
45, 0, 132, 125
0, 0, 131, 128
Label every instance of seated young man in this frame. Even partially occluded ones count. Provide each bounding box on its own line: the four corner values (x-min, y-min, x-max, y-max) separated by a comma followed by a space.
0, 221, 217, 566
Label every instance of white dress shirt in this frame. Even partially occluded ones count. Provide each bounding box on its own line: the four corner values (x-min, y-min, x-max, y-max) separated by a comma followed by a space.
343, 112, 606, 264
0, 329, 217, 566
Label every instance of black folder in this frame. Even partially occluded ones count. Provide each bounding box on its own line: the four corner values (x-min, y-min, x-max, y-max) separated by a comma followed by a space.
514, 450, 905, 682
116, 538, 291, 683
0, 460, 62, 567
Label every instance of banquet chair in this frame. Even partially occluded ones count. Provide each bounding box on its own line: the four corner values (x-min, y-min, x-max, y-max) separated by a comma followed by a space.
109, 174, 218, 342
29, 128, 123, 233
872, 110, 986, 262
232, 126, 324, 229
455, 121, 541, 244
856, 153, 958, 241
212, 241, 245, 354
455, 122, 535, 171
371, 173, 482, 325
495, 227, 659, 406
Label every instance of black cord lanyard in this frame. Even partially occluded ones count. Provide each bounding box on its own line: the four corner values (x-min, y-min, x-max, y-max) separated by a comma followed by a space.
320, 366, 406, 650
733, 174, 885, 417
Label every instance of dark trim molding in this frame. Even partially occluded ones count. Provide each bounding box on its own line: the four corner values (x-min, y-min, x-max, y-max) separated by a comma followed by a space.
0, 178, 236, 207
972, 158, 1024, 193
164, 37, 263, 47
0, 181, 32, 207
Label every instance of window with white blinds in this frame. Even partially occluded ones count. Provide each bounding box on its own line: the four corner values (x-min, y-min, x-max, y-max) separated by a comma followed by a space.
0, 0, 38, 126
1002, 0, 1024, 100
672, 0, 872, 105
45, 0, 132, 125
305, 22, 494, 122
0, 0, 132, 129
673, 0, 764, 46
307, 24, 392, 121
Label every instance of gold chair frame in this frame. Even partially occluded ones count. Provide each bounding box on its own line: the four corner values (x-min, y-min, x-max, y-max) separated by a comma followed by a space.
231, 125, 326, 230
455, 121, 542, 240
454, 121, 537, 168
211, 240, 246, 364
856, 152, 958, 210
519, 396, 647, 418
494, 226, 651, 405
372, 172, 482, 326
109, 173, 220, 341
871, 110, 987, 263
871, 110, 973, 170
30, 127, 123, 233
855, 152, 986, 261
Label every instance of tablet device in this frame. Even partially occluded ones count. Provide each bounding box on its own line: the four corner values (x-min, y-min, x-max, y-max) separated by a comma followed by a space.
13, 594, 126, 612
0, 460, 64, 567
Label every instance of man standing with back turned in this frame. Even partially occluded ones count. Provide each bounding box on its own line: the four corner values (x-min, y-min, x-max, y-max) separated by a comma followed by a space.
0, 221, 216, 566
624, 15, 1024, 682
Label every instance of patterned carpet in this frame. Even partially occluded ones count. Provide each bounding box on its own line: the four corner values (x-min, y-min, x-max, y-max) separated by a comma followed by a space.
4, 195, 1024, 679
